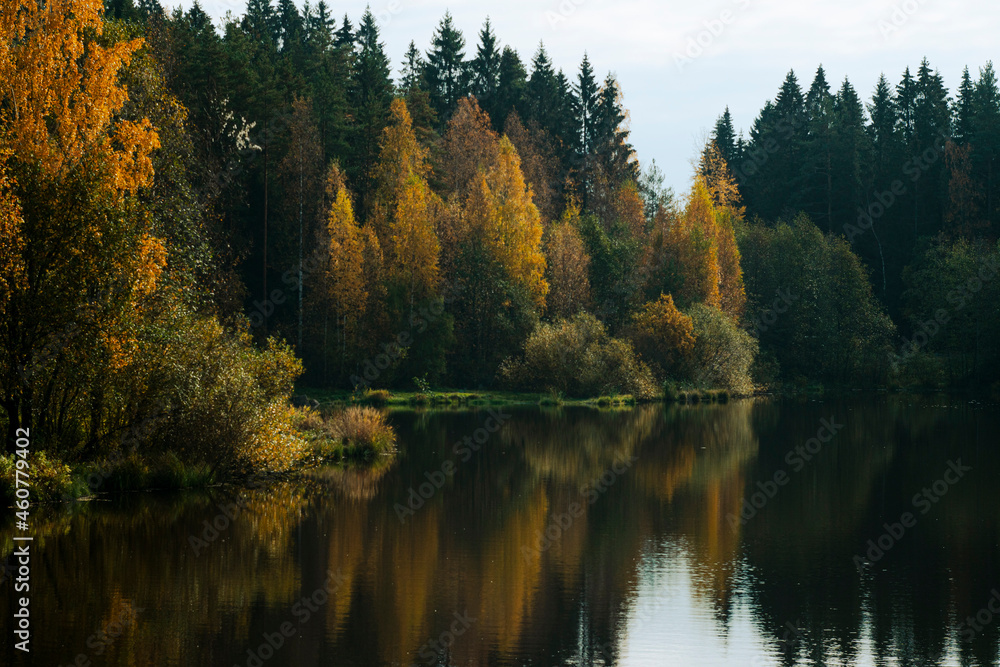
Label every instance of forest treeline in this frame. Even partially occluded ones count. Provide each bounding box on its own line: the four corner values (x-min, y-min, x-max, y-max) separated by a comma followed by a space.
0, 0, 998, 473
719, 63, 1000, 389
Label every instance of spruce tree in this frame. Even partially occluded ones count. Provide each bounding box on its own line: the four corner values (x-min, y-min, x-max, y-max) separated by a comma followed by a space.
424, 12, 468, 124
348, 9, 393, 216
400, 40, 426, 92
912, 59, 950, 239
592, 73, 638, 187
470, 18, 501, 119
954, 66, 976, 144
575, 54, 599, 156
973, 62, 1000, 230
866, 73, 905, 310
712, 107, 738, 166
334, 14, 354, 51
527, 44, 560, 129
800, 66, 836, 230
494, 46, 527, 130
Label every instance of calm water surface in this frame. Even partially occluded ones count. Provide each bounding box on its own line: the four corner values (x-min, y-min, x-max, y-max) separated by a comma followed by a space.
3, 396, 1000, 666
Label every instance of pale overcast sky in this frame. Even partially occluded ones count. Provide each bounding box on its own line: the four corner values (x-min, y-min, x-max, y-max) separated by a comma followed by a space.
182, 0, 997, 192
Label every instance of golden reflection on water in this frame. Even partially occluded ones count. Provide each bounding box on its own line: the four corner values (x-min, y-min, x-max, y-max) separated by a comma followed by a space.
2, 396, 1000, 666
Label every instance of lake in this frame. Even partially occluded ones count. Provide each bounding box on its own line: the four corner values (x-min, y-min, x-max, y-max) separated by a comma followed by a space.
3, 395, 1000, 666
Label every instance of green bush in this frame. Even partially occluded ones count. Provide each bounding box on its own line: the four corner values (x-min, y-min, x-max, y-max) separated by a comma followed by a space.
684, 304, 758, 395
738, 215, 895, 387
361, 389, 392, 407
499, 313, 657, 399
895, 351, 948, 390
1, 452, 74, 504
142, 316, 307, 475
539, 390, 564, 406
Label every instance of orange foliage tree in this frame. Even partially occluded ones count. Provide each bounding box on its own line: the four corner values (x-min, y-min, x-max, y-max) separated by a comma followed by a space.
0, 0, 167, 452
0, 0, 159, 189
545, 207, 591, 318
309, 163, 376, 379
503, 112, 561, 223
438, 97, 548, 381
628, 294, 695, 380
463, 138, 548, 308
648, 172, 746, 320
671, 178, 722, 309
372, 99, 441, 316
438, 97, 501, 197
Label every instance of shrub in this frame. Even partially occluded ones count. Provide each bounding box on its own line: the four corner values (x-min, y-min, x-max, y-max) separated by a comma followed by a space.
684, 304, 758, 395
895, 351, 948, 390
293, 407, 326, 434
361, 389, 392, 406
329, 407, 396, 457
146, 452, 214, 489
738, 215, 895, 387
539, 389, 564, 406
628, 294, 696, 380
1, 451, 74, 504
500, 313, 657, 398
142, 316, 307, 475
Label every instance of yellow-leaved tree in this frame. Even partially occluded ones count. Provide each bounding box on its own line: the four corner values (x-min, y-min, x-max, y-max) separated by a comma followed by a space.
308, 163, 379, 382
0, 0, 159, 188
0, 0, 167, 452
671, 178, 722, 309
656, 173, 745, 319
464, 138, 548, 309
700, 141, 747, 318
545, 205, 591, 318
372, 98, 441, 317
440, 97, 548, 382
628, 294, 696, 380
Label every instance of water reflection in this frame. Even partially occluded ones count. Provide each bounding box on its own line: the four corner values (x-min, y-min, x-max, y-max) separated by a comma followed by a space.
2, 396, 1000, 666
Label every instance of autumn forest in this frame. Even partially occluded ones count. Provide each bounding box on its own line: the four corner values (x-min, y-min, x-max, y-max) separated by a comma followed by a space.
1, 0, 999, 482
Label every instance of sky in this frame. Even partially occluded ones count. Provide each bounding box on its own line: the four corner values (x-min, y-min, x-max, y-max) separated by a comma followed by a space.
181, 0, 997, 193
